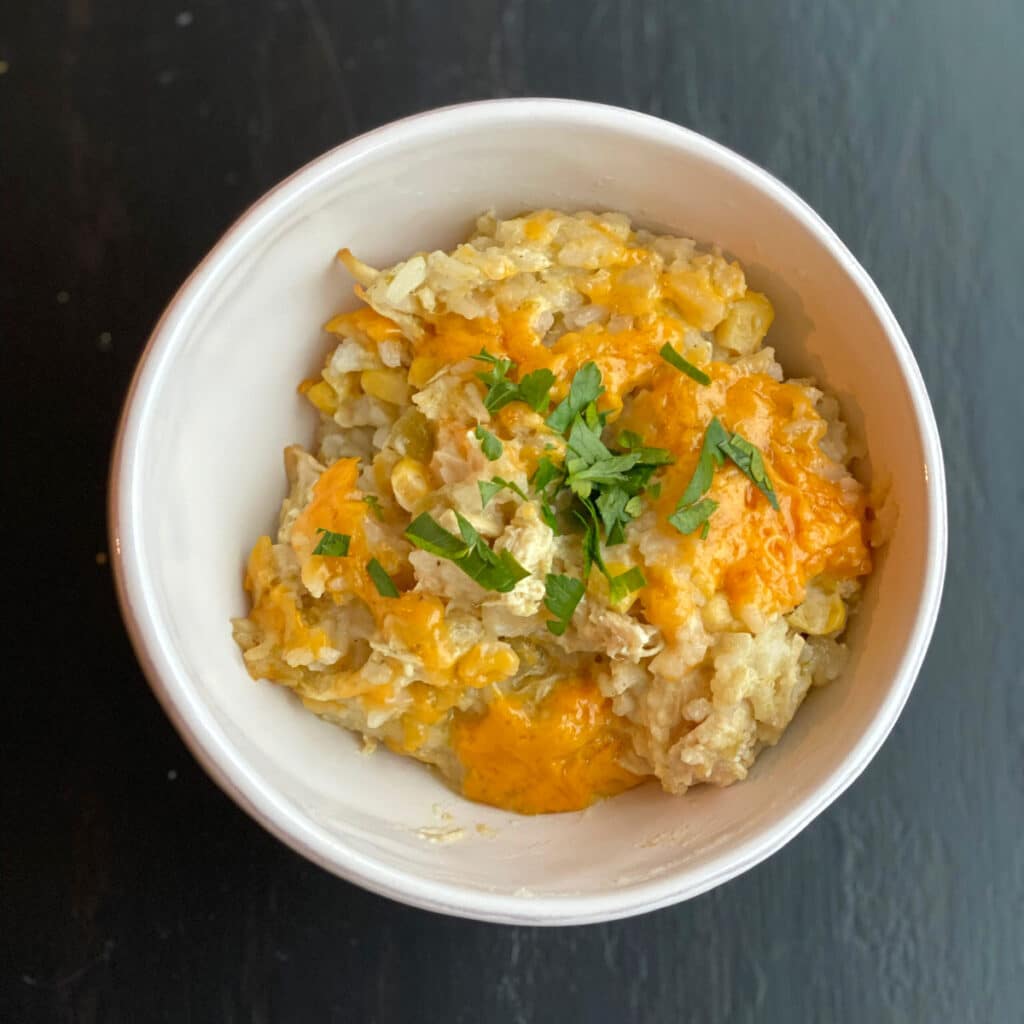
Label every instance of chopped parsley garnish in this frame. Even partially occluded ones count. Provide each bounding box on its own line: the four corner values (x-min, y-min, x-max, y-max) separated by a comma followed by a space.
543, 574, 585, 635
718, 433, 780, 510
596, 487, 632, 544
668, 497, 719, 536
404, 511, 529, 593
574, 497, 610, 581
531, 454, 564, 493
678, 417, 730, 508
545, 361, 604, 433
363, 495, 384, 520
517, 368, 556, 413
529, 363, 674, 584
479, 477, 529, 509
366, 558, 399, 597
474, 425, 503, 461
473, 350, 555, 414
472, 349, 505, 365
312, 528, 351, 557
538, 501, 559, 533
659, 342, 711, 385
473, 350, 520, 413
609, 566, 647, 604
669, 417, 779, 537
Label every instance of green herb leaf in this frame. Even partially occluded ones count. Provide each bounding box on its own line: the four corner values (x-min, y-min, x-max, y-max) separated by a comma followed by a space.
367, 558, 399, 597
500, 478, 528, 500
532, 454, 564, 494
538, 360, 669, 573
454, 513, 530, 592
480, 377, 520, 413
475, 351, 556, 416
567, 416, 612, 464
596, 487, 631, 545
404, 513, 472, 559
609, 566, 646, 604
474, 425, 503, 461
465, 548, 531, 593
517, 368, 556, 413
624, 495, 643, 517
478, 479, 504, 508
583, 400, 603, 432
475, 350, 520, 413
649, 482, 662, 500
668, 498, 719, 536
632, 446, 675, 467
472, 348, 504, 365
570, 452, 643, 486
546, 361, 604, 433
543, 574, 586, 636
454, 512, 480, 546
718, 433, 780, 510
699, 520, 710, 540
404, 512, 528, 593
363, 495, 384, 520
665, 418, 777, 537
478, 476, 528, 509
312, 529, 351, 557
678, 417, 730, 507
539, 500, 559, 533
575, 498, 611, 581
659, 343, 711, 385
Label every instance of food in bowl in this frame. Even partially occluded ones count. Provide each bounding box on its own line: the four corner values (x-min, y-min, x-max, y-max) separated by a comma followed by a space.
232, 209, 886, 815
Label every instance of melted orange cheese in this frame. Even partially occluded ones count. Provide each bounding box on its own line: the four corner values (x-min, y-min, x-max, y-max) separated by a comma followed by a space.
243, 536, 331, 678
398, 242, 752, 412
451, 679, 644, 814
618, 365, 870, 632
282, 457, 459, 672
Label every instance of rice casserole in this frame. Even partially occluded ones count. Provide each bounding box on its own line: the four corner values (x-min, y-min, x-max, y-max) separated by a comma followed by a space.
231, 209, 887, 815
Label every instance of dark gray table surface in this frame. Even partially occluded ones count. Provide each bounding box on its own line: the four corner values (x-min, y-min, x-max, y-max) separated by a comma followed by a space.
4, 1, 1022, 1021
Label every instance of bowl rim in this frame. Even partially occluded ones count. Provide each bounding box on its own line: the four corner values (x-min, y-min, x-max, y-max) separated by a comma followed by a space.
109, 97, 948, 926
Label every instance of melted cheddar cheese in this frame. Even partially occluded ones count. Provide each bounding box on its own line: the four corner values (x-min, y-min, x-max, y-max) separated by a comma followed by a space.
451, 678, 643, 814
617, 365, 870, 631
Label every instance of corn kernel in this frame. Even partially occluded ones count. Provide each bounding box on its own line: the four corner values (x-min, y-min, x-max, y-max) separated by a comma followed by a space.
390, 458, 431, 512
788, 585, 846, 635
664, 267, 727, 331
824, 594, 847, 634
300, 379, 338, 415
456, 641, 520, 688
360, 368, 411, 406
373, 450, 400, 495
715, 292, 775, 355
408, 356, 444, 389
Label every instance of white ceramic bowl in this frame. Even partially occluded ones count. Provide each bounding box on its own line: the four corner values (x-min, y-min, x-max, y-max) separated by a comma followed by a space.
110, 99, 946, 925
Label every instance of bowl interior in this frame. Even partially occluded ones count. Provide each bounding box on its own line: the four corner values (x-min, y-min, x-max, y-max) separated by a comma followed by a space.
117, 102, 941, 923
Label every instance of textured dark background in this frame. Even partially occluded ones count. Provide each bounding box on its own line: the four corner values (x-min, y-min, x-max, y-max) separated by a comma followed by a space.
3, 1, 1022, 1021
